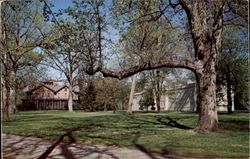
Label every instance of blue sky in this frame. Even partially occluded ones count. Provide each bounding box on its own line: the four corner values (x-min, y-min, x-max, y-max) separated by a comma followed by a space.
50, 0, 72, 12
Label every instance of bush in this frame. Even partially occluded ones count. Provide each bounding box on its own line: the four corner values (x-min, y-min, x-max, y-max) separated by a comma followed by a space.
139, 88, 155, 111
151, 106, 156, 111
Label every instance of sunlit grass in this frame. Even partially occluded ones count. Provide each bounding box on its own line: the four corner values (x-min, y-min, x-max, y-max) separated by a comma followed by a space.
3, 110, 249, 157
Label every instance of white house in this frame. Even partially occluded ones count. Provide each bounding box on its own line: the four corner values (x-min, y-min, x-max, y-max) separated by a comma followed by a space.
132, 82, 234, 112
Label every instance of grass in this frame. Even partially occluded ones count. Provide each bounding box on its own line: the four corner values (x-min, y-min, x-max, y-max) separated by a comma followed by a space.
3, 110, 249, 158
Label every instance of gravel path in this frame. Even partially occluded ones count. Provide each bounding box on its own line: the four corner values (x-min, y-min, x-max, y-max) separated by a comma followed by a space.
2, 133, 191, 159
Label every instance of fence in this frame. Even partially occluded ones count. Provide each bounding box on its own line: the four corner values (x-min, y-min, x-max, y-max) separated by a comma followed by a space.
21, 99, 79, 111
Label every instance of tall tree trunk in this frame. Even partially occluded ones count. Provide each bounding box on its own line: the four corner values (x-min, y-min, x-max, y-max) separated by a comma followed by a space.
3, 84, 9, 121
68, 84, 73, 112
195, 60, 219, 133
8, 85, 16, 114
8, 70, 17, 114
127, 74, 136, 114
3, 70, 17, 121
156, 70, 161, 112
226, 68, 233, 114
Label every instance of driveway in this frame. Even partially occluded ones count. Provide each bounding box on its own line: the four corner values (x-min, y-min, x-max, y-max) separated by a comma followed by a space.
2, 133, 190, 159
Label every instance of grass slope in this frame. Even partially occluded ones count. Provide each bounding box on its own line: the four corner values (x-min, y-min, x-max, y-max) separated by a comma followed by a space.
3, 111, 249, 157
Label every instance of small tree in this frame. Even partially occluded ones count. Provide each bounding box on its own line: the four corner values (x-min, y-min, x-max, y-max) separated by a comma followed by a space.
42, 21, 83, 112
139, 88, 155, 112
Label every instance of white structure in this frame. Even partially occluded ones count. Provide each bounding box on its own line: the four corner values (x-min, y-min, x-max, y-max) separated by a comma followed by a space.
132, 82, 234, 112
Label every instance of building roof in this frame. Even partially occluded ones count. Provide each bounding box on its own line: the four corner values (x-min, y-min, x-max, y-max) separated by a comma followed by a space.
27, 83, 79, 94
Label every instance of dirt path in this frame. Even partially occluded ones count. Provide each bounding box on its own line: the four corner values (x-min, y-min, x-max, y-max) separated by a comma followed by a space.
2, 133, 193, 159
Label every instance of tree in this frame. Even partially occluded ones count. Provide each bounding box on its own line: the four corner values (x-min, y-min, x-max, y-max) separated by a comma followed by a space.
113, 3, 181, 114
94, 0, 248, 133
77, 76, 130, 112
95, 78, 130, 111
136, 68, 171, 112
149, 69, 171, 112
42, 0, 109, 112
77, 73, 97, 111
43, 0, 248, 133
42, 21, 82, 112
1, 1, 48, 121
217, 26, 249, 112
127, 75, 137, 114
139, 88, 155, 112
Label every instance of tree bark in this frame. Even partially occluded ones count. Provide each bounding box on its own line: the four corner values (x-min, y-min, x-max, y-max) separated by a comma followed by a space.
3, 84, 9, 121
127, 74, 136, 114
8, 70, 17, 114
226, 68, 233, 114
68, 84, 73, 112
8, 85, 16, 114
156, 70, 161, 112
3, 70, 17, 121
195, 61, 219, 133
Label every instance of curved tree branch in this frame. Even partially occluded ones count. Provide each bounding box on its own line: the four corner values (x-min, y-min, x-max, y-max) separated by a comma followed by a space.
97, 58, 196, 80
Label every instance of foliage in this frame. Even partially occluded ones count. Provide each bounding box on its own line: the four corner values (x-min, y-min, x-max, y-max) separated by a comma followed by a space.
3, 111, 249, 157
78, 77, 130, 111
1, 1, 49, 120
217, 26, 249, 110
78, 78, 97, 111
139, 88, 155, 111
1, 0, 47, 77
59, 0, 109, 73
94, 78, 130, 111
116, 4, 183, 67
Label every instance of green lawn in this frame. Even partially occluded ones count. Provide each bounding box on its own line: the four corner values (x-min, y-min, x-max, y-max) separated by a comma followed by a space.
3, 110, 249, 158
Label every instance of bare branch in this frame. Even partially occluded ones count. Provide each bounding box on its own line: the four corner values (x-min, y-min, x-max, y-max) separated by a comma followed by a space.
98, 58, 196, 80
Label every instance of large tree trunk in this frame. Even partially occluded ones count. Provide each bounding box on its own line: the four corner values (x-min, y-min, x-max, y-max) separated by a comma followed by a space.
3, 70, 17, 121
226, 68, 233, 114
68, 84, 73, 112
195, 60, 219, 133
127, 74, 136, 114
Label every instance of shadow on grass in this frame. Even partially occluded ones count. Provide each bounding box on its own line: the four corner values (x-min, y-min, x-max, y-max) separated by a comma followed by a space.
127, 115, 192, 130
4, 111, 250, 158
35, 115, 194, 159
219, 120, 249, 132
157, 116, 192, 130
5, 112, 241, 159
